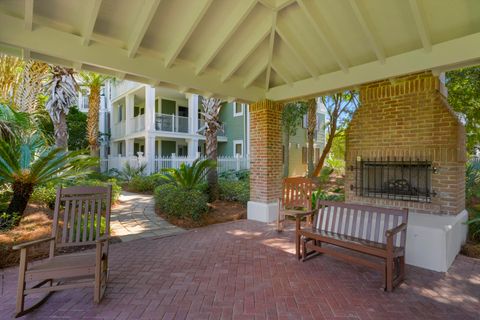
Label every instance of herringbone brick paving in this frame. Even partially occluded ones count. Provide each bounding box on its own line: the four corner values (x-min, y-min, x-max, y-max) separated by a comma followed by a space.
1, 220, 479, 319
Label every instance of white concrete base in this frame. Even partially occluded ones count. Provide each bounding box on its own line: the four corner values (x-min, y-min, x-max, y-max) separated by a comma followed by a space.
406, 210, 468, 272
247, 201, 278, 223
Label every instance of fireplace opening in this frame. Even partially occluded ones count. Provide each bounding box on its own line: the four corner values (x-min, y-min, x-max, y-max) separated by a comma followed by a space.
352, 158, 436, 202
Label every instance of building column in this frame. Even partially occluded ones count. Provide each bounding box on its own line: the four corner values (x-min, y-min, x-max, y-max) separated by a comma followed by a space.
187, 93, 199, 134
125, 93, 134, 135
125, 138, 135, 157
145, 135, 156, 174
247, 100, 283, 222
187, 138, 199, 158
145, 86, 156, 132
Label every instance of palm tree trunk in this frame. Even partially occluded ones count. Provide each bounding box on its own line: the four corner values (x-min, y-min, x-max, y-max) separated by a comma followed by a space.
54, 112, 68, 149
206, 128, 218, 201
87, 86, 100, 157
283, 130, 290, 177
307, 98, 316, 177
6, 181, 34, 218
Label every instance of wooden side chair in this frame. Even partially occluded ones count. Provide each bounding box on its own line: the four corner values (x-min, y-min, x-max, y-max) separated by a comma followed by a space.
13, 185, 112, 318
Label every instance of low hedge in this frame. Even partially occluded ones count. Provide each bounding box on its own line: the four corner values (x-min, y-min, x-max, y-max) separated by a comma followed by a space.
154, 184, 208, 221
128, 173, 166, 193
218, 179, 249, 205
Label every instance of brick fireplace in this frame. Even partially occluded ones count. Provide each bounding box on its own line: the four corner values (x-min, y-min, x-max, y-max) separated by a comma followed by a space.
345, 71, 468, 271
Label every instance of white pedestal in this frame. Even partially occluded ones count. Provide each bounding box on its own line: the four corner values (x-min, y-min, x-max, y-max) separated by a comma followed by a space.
406, 210, 468, 272
247, 201, 278, 223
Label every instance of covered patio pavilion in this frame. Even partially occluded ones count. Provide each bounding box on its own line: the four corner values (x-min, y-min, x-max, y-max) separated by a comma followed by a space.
0, 0, 480, 318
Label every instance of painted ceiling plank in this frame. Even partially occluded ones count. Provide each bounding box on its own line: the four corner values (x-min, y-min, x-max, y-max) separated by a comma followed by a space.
408, 0, 432, 52
220, 19, 270, 83
296, 0, 349, 73
276, 22, 318, 78
127, 0, 163, 58
265, 12, 277, 89
195, 0, 257, 75
271, 60, 293, 85
348, 0, 385, 63
24, 0, 33, 31
244, 57, 268, 88
82, 0, 103, 46
164, 0, 213, 67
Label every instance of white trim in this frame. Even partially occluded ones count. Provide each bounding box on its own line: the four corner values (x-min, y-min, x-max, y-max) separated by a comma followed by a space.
233, 102, 244, 117
233, 139, 243, 157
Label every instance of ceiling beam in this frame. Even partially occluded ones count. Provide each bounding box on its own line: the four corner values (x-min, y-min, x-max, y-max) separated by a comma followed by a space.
72, 61, 83, 71
24, 0, 33, 31
82, 0, 102, 46
265, 12, 277, 89
195, 0, 257, 75
408, 0, 432, 52
276, 22, 318, 78
296, 0, 349, 73
267, 31, 480, 101
164, 0, 213, 68
244, 57, 268, 88
22, 48, 30, 60
127, 0, 162, 58
271, 60, 293, 85
275, 0, 296, 11
348, 0, 385, 63
0, 11, 264, 101
220, 19, 270, 82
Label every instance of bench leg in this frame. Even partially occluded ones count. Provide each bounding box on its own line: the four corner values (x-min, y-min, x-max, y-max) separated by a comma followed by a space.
398, 256, 405, 283
385, 256, 394, 292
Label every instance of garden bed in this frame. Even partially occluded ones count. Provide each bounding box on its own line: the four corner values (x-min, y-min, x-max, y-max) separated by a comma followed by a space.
156, 200, 246, 229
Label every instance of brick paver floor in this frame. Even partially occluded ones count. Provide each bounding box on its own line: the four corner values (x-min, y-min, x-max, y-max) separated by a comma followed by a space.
110, 191, 183, 242
1, 220, 479, 319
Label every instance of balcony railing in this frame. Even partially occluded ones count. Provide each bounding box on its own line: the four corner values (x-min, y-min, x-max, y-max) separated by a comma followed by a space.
133, 114, 145, 132
155, 113, 189, 133
111, 122, 125, 138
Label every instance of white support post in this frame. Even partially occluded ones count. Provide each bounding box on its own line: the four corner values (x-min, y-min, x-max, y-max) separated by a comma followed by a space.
187, 138, 199, 158
125, 139, 135, 157
186, 93, 199, 134
145, 86, 156, 132
145, 135, 155, 174
125, 94, 134, 135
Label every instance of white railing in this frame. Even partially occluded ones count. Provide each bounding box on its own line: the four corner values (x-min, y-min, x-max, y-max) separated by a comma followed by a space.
111, 122, 125, 138
134, 114, 145, 132
155, 113, 189, 133
101, 155, 250, 174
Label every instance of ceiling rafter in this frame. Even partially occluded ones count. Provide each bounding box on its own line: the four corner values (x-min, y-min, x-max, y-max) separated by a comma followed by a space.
408, 0, 432, 52
24, 0, 33, 31
195, 0, 257, 75
82, 0, 102, 46
296, 0, 349, 73
164, 0, 213, 68
220, 20, 271, 83
348, 0, 385, 63
271, 60, 293, 85
244, 57, 268, 88
265, 12, 277, 89
276, 22, 318, 78
127, 0, 163, 58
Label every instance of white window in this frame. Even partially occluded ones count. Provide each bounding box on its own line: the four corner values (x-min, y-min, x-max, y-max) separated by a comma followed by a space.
233, 140, 243, 157
233, 102, 244, 117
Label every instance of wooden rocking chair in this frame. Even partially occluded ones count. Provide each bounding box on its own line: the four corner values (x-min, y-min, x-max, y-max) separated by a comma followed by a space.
13, 185, 112, 318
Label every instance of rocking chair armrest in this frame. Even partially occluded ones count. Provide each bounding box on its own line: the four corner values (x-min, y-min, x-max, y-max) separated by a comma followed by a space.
95, 235, 110, 244
12, 236, 55, 250
385, 223, 407, 237
294, 209, 317, 220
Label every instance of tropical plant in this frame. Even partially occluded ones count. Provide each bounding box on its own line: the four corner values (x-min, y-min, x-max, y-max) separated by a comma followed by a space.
160, 158, 215, 190
306, 98, 317, 177
117, 162, 147, 182
201, 97, 223, 201
79, 72, 110, 156
282, 101, 308, 177
14, 60, 49, 113
0, 134, 96, 222
0, 54, 23, 103
154, 183, 208, 221
313, 91, 359, 176
0, 103, 29, 139
44, 66, 78, 149
67, 106, 88, 150
466, 161, 480, 204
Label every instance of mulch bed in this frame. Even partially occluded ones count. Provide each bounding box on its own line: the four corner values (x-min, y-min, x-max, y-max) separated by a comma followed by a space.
156, 200, 246, 229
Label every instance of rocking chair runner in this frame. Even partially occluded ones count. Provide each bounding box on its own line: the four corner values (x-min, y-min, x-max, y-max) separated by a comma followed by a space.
13, 185, 112, 318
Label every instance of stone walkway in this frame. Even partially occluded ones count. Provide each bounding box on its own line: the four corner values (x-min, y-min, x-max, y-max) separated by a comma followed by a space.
110, 191, 183, 242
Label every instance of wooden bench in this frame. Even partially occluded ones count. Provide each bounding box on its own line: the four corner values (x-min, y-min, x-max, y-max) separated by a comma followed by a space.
296, 201, 408, 291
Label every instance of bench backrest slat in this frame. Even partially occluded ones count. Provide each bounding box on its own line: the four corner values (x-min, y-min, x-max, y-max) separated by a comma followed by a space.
315, 201, 408, 247
281, 177, 316, 210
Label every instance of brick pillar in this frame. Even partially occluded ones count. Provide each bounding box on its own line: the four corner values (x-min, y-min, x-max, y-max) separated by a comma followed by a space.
247, 99, 283, 222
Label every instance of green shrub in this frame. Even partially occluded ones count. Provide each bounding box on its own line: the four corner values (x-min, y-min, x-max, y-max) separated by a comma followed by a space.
219, 179, 250, 205
31, 184, 57, 208
73, 178, 122, 203
128, 173, 167, 193
312, 189, 345, 208
154, 184, 208, 221
0, 212, 21, 231
218, 169, 250, 181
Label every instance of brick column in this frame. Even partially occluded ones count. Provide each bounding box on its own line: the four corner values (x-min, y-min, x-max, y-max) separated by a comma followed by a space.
247, 99, 283, 222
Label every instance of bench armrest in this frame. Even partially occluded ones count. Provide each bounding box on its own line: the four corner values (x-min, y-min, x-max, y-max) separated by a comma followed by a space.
385, 223, 407, 237
294, 209, 317, 219
95, 235, 110, 244
12, 236, 55, 250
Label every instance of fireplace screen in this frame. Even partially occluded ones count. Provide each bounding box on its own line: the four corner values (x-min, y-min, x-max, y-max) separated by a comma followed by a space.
353, 158, 435, 202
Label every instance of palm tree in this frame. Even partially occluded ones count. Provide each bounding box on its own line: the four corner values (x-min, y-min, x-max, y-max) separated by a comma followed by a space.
0, 134, 96, 220
14, 59, 49, 113
161, 158, 215, 190
201, 97, 222, 201
45, 66, 78, 149
0, 54, 23, 104
79, 72, 110, 156
0, 103, 29, 140
306, 98, 317, 177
